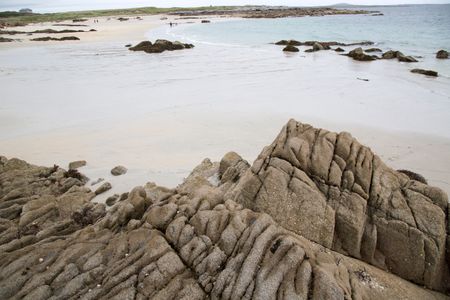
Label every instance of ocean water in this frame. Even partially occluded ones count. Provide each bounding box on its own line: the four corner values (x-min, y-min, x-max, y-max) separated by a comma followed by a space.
167, 4, 450, 74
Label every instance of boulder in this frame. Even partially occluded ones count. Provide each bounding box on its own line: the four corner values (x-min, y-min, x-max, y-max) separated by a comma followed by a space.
436, 50, 449, 59
129, 39, 194, 53
334, 47, 345, 52
282, 45, 299, 52
411, 68, 438, 77
95, 182, 112, 195
346, 47, 377, 61
111, 165, 127, 176
230, 119, 450, 291
68, 160, 86, 170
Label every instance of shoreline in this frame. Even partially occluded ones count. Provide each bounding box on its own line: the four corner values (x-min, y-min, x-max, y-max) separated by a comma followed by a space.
1, 13, 449, 201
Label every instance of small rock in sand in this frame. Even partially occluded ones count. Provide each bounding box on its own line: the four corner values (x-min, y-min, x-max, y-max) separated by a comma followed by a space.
69, 160, 86, 170
201, 20, 211, 23
334, 47, 345, 52
119, 192, 129, 201
346, 47, 377, 61
95, 182, 112, 195
111, 165, 127, 176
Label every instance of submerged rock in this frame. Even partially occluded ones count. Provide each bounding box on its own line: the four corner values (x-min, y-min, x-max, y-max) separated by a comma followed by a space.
129, 39, 194, 53
411, 68, 438, 77
282, 45, 299, 52
436, 49, 449, 59
0, 120, 449, 299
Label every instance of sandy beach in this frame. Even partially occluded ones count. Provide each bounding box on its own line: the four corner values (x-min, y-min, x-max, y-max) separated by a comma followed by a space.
1, 12, 450, 202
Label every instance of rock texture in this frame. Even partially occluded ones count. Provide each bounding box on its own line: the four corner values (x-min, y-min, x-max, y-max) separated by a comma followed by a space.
129, 39, 194, 54
0, 120, 449, 299
229, 120, 450, 292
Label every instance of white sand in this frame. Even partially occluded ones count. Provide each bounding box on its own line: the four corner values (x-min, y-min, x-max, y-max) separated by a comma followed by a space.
1, 15, 449, 202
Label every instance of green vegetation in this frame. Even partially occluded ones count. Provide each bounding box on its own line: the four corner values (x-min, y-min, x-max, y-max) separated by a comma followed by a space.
0, 6, 240, 26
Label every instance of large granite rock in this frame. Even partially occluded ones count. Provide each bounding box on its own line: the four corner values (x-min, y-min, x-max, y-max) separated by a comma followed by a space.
229, 119, 450, 292
129, 39, 194, 54
0, 119, 449, 299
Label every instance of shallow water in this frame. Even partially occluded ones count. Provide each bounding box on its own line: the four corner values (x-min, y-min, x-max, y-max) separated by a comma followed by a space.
1, 6, 450, 198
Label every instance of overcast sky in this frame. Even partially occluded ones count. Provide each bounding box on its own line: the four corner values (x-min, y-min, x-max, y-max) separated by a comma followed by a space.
1, 0, 449, 13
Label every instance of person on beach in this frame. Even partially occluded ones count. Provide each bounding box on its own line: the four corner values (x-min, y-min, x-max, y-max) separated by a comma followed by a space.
169, 22, 173, 27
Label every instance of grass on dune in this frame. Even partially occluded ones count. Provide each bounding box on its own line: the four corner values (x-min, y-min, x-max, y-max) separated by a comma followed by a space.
0, 6, 241, 26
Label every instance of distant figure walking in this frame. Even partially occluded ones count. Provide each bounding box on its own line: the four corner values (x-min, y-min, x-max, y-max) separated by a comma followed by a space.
169, 22, 173, 27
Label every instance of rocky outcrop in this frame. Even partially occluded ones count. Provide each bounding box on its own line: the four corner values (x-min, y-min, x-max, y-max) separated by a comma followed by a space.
436, 50, 449, 59
30, 36, 80, 41
346, 47, 377, 61
411, 68, 439, 77
382, 50, 418, 62
229, 120, 450, 293
0, 37, 13, 42
0, 120, 449, 299
129, 39, 194, 54
171, 7, 376, 19
274, 40, 374, 47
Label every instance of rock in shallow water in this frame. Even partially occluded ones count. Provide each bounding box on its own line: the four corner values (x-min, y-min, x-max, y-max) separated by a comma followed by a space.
436, 49, 449, 59
129, 39, 194, 54
111, 165, 127, 176
282, 45, 299, 52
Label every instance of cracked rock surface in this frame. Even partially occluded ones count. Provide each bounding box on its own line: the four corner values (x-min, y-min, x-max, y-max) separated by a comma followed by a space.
0, 119, 449, 299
